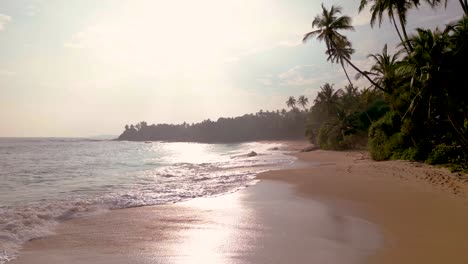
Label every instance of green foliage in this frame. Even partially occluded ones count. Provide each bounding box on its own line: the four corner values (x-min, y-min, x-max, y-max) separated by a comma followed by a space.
426, 144, 468, 172
392, 147, 420, 161
426, 144, 465, 165
305, 82, 383, 150
119, 109, 308, 142
316, 119, 346, 150
368, 112, 403, 161
303, 5, 468, 171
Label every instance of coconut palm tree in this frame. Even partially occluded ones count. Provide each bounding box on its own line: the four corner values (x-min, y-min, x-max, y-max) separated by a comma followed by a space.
303, 4, 386, 92
303, 4, 353, 52
359, 0, 449, 53
286, 96, 297, 110
357, 44, 403, 94
359, 0, 413, 53
326, 39, 355, 86
400, 25, 468, 152
314, 83, 343, 118
459, 0, 468, 14
298, 95, 309, 110
399, 27, 449, 118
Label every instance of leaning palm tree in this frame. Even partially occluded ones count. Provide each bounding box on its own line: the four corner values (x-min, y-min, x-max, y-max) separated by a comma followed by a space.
400, 27, 452, 120
401, 25, 468, 151
303, 4, 354, 85
286, 96, 297, 110
303, 4, 353, 53
460, 0, 468, 14
359, 0, 413, 53
357, 44, 402, 94
326, 39, 355, 86
359, 0, 448, 53
298, 95, 309, 110
303, 4, 386, 92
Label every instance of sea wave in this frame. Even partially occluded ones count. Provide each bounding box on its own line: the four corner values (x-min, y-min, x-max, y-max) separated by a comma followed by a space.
0, 141, 295, 263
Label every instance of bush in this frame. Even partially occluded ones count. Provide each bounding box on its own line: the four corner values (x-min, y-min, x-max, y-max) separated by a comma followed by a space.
368, 112, 404, 161
426, 144, 465, 165
317, 119, 346, 150
392, 147, 420, 161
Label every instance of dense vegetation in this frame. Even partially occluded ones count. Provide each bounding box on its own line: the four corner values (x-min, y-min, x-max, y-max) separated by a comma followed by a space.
301, 1, 468, 171
119, 1, 466, 170
117, 109, 308, 143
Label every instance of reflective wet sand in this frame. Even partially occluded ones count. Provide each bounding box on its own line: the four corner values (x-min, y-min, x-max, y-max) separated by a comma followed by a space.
12, 148, 468, 264
10, 181, 380, 264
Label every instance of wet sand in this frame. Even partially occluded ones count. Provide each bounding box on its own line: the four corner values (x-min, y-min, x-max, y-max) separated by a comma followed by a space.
262, 148, 468, 264
10, 180, 381, 264
11, 146, 468, 264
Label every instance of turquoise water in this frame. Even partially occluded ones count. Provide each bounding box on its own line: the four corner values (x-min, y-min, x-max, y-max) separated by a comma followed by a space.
0, 138, 294, 263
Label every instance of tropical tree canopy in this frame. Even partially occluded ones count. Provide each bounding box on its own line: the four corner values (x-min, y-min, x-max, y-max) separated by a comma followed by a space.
286, 96, 297, 109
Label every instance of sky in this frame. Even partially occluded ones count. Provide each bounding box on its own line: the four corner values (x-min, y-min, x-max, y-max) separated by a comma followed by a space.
0, 0, 463, 137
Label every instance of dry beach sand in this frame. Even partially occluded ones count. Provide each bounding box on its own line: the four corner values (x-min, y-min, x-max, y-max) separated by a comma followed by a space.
10, 142, 468, 264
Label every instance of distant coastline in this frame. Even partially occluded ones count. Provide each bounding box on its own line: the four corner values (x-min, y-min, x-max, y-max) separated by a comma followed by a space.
116, 109, 308, 143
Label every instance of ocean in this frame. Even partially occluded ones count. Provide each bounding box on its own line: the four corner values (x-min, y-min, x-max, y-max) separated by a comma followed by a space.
0, 138, 295, 263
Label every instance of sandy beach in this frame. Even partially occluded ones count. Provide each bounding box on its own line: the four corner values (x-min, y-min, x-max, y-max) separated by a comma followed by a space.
10, 142, 468, 264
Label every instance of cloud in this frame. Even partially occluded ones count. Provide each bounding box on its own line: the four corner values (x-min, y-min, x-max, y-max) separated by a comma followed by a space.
352, 8, 372, 27
256, 77, 273, 86
0, 14, 11, 31
224, 36, 303, 63
24, 4, 39, 17
256, 64, 343, 89
277, 65, 319, 86
63, 25, 106, 49
278, 64, 342, 87
0, 69, 16, 76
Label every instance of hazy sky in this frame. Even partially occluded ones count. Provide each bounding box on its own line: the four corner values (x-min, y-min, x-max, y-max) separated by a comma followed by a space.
0, 0, 463, 137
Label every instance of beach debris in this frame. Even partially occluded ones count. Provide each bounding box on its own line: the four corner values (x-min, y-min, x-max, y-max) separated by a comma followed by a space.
247, 151, 258, 157
300, 145, 318, 152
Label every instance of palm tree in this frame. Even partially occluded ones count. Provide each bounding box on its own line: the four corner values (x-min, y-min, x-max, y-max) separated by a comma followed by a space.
459, 0, 468, 14
303, 4, 354, 85
298, 95, 309, 110
359, 0, 413, 53
303, 4, 386, 92
314, 83, 343, 118
359, 0, 448, 53
400, 25, 468, 152
303, 4, 353, 52
340, 84, 360, 115
358, 44, 402, 94
326, 39, 355, 86
286, 96, 297, 110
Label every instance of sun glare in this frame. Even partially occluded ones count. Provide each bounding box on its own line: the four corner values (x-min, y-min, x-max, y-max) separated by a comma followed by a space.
66, 0, 274, 78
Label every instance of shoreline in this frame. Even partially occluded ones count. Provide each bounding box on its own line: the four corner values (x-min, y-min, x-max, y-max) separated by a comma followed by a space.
259, 148, 468, 263
9, 142, 468, 264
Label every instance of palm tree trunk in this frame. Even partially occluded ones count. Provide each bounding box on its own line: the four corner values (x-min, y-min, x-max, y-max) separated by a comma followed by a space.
459, 0, 468, 15
341, 62, 353, 86
340, 55, 387, 93
397, 12, 413, 51
328, 40, 386, 93
447, 113, 468, 155
391, 15, 410, 54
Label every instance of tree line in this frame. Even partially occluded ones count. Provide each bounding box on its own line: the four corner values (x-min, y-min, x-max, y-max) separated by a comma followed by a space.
118, 0, 467, 171
300, 1, 467, 171
117, 108, 308, 143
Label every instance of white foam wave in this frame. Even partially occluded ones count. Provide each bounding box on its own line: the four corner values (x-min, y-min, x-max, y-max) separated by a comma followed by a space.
0, 142, 295, 263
